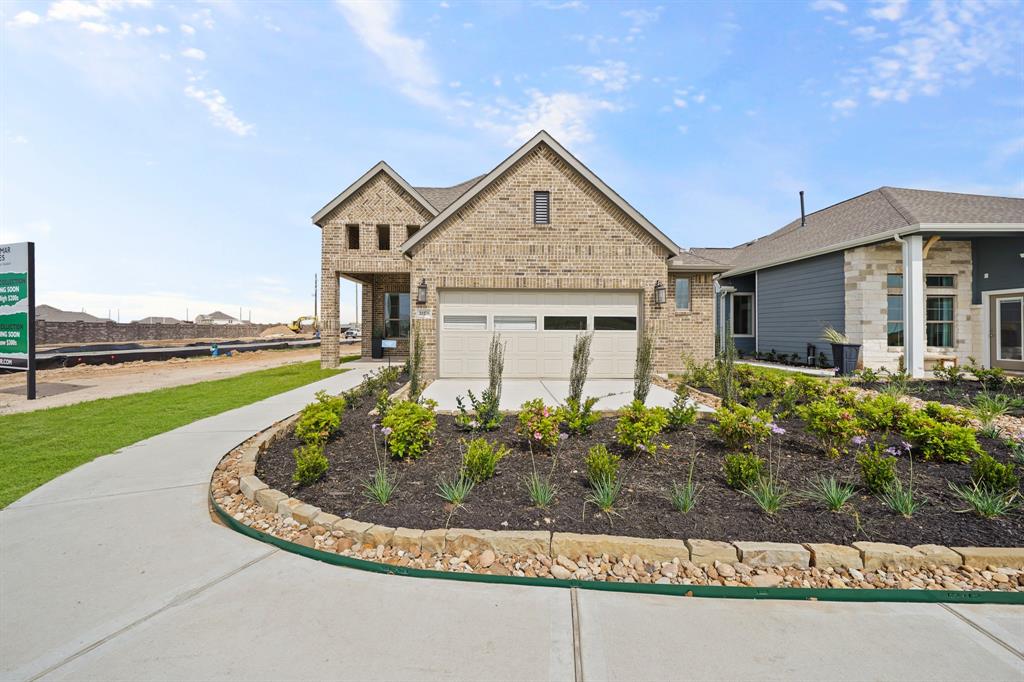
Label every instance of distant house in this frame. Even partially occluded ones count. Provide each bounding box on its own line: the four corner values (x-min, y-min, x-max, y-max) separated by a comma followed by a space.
194, 311, 240, 325
35, 305, 111, 323
134, 316, 182, 325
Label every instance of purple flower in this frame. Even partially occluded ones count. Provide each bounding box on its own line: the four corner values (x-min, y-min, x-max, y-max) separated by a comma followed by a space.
884, 446, 899, 456
469, 420, 479, 429
372, 423, 379, 431
559, 433, 568, 441
638, 444, 648, 452
769, 422, 786, 435
851, 435, 867, 446
899, 440, 912, 453
380, 426, 393, 437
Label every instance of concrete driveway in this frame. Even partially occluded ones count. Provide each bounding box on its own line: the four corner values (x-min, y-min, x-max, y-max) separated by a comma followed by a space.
1, 369, 1020, 681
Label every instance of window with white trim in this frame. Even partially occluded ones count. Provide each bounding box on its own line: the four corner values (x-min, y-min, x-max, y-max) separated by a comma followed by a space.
732, 293, 754, 336
926, 296, 954, 347
494, 315, 537, 331
443, 315, 486, 330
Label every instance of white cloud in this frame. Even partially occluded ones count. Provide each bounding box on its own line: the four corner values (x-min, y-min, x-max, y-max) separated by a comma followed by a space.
0, 220, 52, 245
810, 0, 847, 12
622, 6, 662, 35
850, 25, 886, 41
48, 0, 106, 22
7, 10, 42, 27
180, 23, 196, 35
867, 0, 908, 21
184, 83, 254, 136
181, 47, 206, 60
672, 97, 687, 108
335, 0, 443, 109
154, 24, 167, 33
571, 60, 633, 92
832, 97, 858, 113
478, 90, 619, 146
677, 125, 688, 134
5, 133, 30, 144
693, 93, 706, 104
78, 20, 109, 33
537, 0, 587, 9
448, 80, 461, 88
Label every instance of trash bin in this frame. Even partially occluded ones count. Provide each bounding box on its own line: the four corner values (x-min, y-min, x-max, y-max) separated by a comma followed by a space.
830, 343, 861, 376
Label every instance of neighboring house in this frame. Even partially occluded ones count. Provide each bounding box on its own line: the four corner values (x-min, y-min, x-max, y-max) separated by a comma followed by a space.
133, 316, 182, 324
708, 187, 1023, 376
194, 311, 240, 325
314, 131, 724, 379
35, 305, 110, 323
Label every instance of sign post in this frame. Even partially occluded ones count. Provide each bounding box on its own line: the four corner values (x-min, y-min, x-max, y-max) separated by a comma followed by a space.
0, 242, 36, 399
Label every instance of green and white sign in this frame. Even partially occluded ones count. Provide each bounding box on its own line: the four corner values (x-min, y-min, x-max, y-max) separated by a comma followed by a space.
0, 242, 31, 370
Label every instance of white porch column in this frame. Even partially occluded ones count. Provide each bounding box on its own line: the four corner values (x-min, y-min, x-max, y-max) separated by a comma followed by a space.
901, 234, 925, 378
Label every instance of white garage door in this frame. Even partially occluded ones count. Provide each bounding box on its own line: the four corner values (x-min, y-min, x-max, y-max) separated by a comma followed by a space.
438, 290, 639, 378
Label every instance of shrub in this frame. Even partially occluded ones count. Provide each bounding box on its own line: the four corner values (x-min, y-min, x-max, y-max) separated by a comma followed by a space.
797, 397, 864, 458
715, 330, 740, 406
292, 441, 328, 486
933, 363, 966, 385
561, 396, 600, 435
852, 367, 883, 384
568, 333, 593, 404
899, 411, 981, 463
1009, 438, 1024, 466
375, 389, 394, 419
408, 323, 424, 402
665, 393, 698, 430
723, 452, 764, 490
294, 391, 345, 445
972, 391, 1012, 433
680, 356, 716, 391
461, 437, 509, 483
614, 400, 669, 454
966, 357, 1006, 390
633, 333, 655, 403
970, 452, 1019, 493
856, 394, 910, 432
710, 403, 772, 451
922, 401, 972, 427
517, 399, 561, 450
381, 399, 437, 460
584, 444, 621, 487
856, 445, 898, 493
790, 374, 827, 403
454, 389, 502, 431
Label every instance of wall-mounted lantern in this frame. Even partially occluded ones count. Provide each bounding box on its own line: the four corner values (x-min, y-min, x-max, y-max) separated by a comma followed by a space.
654, 280, 666, 306
416, 278, 428, 305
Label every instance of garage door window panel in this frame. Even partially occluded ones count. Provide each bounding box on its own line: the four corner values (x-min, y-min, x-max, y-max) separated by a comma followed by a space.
594, 316, 637, 331
384, 293, 410, 338
494, 315, 537, 331
544, 316, 587, 331
443, 315, 487, 330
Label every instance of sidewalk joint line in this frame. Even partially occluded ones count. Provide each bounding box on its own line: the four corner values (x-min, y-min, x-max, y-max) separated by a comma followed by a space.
939, 603, 1024, 661
539, 380, 564, 407
7, 482, 208, 511
571, 587, 584, 682
29, 548, 278, 681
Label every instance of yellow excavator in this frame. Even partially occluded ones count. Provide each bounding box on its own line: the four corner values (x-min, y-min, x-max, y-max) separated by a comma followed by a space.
288, 316, 318, 333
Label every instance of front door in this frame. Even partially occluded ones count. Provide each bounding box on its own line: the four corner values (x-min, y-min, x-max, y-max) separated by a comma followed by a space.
990, 291, 1024, 372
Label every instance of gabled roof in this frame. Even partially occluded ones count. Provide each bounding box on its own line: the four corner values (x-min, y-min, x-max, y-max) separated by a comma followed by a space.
35, 304, 110, 323
414, 175, 485, 213
720, 186, 1024, 277
667, 250, 730, 272
398, 131, 682, 256
312, 161, 439, 226
197, 311, 238, 322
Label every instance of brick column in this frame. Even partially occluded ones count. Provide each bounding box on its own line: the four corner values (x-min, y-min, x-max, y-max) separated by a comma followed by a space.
320, 270, 339, 368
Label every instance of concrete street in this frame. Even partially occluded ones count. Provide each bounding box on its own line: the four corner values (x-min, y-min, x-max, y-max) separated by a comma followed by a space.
1, 368, 1021, 681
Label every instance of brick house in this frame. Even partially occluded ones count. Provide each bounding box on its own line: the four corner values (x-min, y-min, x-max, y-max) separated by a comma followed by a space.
314, 131, 724, 378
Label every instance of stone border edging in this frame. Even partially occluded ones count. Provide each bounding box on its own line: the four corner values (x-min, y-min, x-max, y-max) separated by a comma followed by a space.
215, 409, 1024, 598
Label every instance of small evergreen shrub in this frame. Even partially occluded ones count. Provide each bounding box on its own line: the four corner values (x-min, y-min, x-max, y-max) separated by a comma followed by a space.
614, 400, 669, 454
855, 394, 910, 432
294, 391, 346, 445
665, 393, 698, 430
461, 437, 509, 483
381, 399, 437, 460
899, 411, 981, 463
856, 445, 897, 493
454, 389, 502, 431
408, 322, 424, 402
560, 396, 600, 435
584, 444, 621, 487
292, 441, 328, 486
797, 397, 864, 458
723, 452, 764, 490
922, 401, 972, 427
633, 334, 655, 403
516, 399, 561, 450
710, 403, 772, 452
970, 452, 1019, 493
568, 333, 593, 404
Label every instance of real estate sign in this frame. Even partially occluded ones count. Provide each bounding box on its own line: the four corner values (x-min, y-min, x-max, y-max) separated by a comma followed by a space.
0, 242, 33, 371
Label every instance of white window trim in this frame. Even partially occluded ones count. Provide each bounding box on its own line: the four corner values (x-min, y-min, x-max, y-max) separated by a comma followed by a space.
995, 296, 1024, 362
732, 292, 755, 338
925, 294, 956, 349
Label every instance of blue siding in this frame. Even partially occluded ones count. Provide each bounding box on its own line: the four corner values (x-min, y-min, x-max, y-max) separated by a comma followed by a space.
756, 252, 846, 364
717, 274, 756, 355
972, 237, 1024, 304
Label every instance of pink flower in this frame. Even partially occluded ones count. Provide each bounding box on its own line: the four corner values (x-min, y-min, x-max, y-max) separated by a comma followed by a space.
534, 431, 543, 441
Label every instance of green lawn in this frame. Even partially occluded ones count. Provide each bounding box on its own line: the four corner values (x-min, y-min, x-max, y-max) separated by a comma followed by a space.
0, 358, 354, 508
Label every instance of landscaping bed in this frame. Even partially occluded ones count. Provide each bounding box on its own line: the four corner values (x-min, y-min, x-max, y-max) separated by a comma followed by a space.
256, 371, 1023, 548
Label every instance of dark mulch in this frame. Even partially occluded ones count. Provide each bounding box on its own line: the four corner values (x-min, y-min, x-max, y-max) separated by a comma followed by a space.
256, 384, 1024, 547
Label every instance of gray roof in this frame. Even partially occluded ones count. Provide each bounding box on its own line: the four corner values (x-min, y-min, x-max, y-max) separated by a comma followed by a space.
35, 305, 110, 323
720, 186, 1024, 276
667, 250, 730, 271
196, 311, 238, 322
414, 176, 485, 212
134, 316, 181, 324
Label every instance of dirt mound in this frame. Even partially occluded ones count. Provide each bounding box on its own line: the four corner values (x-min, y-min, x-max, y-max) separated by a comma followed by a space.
260, 325, 295, 338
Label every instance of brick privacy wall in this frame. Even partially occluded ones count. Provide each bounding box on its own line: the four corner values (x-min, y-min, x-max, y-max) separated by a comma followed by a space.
844, 239, 977, 371
320, 171, 432, 367
407, 144, 714, 379
35, 321, 276, 346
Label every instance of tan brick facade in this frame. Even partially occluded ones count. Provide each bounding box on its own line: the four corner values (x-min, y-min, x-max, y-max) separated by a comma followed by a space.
318, 143, 714, 375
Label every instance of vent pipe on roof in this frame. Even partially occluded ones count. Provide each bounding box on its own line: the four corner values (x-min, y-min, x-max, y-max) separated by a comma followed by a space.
799, 191, 806, 227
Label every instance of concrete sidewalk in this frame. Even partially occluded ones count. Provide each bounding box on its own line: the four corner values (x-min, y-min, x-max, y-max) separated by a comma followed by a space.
2, 370, 1021, 681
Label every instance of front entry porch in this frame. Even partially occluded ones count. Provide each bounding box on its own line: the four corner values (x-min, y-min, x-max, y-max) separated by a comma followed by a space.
321, 271, 411, 368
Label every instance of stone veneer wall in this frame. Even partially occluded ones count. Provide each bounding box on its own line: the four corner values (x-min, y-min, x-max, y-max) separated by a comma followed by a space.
406, 144, 714, 379
35, 321, 275, 345
844, 240, 977, 371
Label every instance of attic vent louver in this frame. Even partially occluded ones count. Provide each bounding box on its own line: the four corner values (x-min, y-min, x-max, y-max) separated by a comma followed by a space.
533, 191, 550, 225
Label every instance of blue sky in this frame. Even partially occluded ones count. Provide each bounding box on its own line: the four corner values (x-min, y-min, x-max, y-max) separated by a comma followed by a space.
2, 0, 1021, 323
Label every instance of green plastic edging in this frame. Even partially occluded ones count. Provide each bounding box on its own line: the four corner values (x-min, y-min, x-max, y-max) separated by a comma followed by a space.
210, 492, 1024, 605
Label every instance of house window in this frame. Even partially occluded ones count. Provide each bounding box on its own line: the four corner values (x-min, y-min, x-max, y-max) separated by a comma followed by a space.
384, 293, 410, 338
675, 277, 690, 310
886, 273, 903, 288
533, 191, 550, 224
926, 296, 954, 347
347, 224, 360, 250
732, 293, 754, 336
406, 225, 420, 240
377, 224, 390, 251
494, 315, 536, 331
544, 316, 587, 331
926, 274, 955, 288
887, 294, 904, 347
594, 316, 637, 331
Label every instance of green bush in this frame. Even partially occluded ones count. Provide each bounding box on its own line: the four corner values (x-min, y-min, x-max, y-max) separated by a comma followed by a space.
461, 437, 509, 483
922, 401, 972, 427
665, 393, 698, 430
855, 394, 910, 432
294, 391, 346, 445
899, 411, 981, 463
856, 445, 897, 493
454, 389, 502, 431
790, 374, 827, 403
292, 441, 328, 486
970, 452, 1019, 493
797, 397, 864, 458
614, 400, 669, 454
381, 399, 437, 460
560, 396, 600, 435
710, 403, 772, 451
584, 444, 621, 486
516, 399, 562, 450
723, 452, 764, 490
